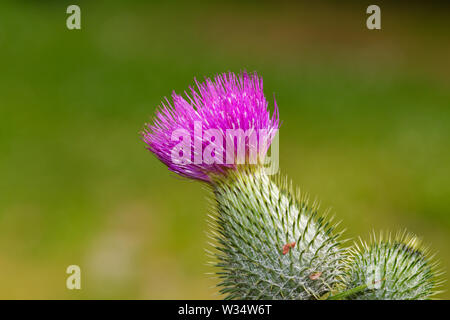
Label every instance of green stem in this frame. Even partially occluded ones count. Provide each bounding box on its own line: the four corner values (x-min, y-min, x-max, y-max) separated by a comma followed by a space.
327, 278, 385, 300
327, 283, 369, 300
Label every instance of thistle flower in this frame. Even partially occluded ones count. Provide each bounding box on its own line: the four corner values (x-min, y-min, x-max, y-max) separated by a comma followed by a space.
142, 71, 279, 182
141, 71, 441, 300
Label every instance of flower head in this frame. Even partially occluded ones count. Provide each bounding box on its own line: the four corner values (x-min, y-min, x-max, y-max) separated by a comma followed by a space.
142, 71, 279, 182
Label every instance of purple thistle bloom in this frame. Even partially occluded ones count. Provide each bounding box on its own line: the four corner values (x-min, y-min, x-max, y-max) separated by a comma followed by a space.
142, 71, 279, 182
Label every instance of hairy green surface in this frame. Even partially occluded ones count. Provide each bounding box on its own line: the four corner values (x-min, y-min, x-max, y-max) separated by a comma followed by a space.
344, 233, 441, 300
208, 167, 346, 299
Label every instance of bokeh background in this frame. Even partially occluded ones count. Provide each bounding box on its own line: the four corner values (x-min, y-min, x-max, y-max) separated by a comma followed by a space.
0, 0, 449, 299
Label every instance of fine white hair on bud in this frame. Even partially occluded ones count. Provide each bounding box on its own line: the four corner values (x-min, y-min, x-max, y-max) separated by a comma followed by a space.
207, 166, 346, 300
343, 231, 443, 300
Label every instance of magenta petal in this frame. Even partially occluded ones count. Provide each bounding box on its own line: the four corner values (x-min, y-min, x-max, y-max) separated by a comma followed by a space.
141, 71, 279, 182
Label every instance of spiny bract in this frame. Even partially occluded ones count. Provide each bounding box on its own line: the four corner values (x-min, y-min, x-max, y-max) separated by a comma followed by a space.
208, 167, 346, 299
344, 232, 441, 300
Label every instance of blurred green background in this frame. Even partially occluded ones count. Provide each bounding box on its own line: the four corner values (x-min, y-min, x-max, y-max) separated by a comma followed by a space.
0, 0, 449, 299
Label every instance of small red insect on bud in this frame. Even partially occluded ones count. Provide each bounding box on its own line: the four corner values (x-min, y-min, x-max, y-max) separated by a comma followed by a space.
282, 242, 296, 255
309, 272, 322, 280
